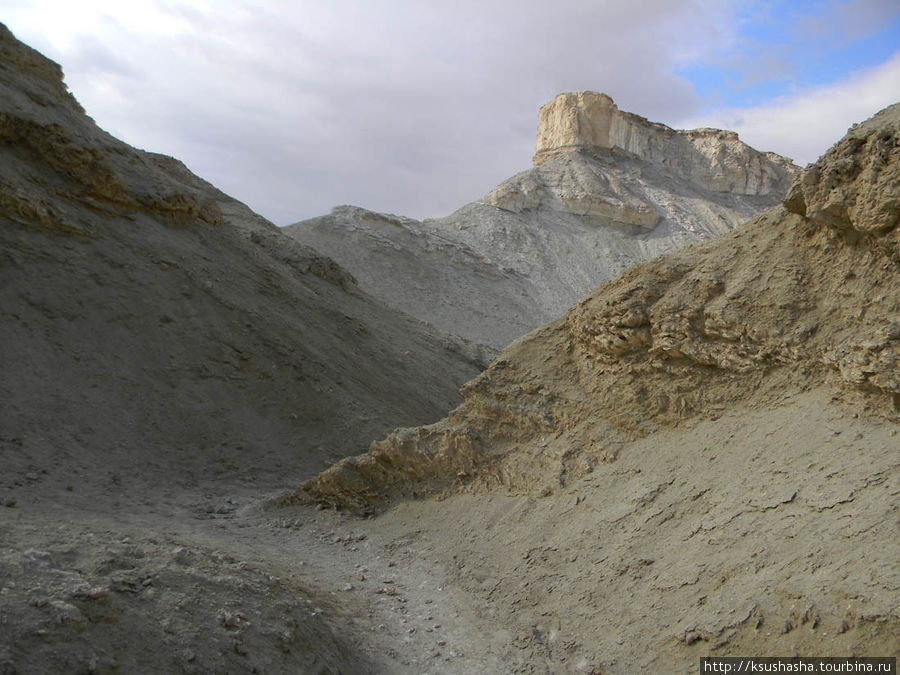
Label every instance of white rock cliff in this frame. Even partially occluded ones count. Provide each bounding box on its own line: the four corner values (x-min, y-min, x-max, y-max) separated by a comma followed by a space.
532, 91, 796, 196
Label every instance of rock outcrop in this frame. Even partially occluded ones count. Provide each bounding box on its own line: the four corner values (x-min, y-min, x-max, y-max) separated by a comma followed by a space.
288, 94, 799, 350
532, 91, 796, 196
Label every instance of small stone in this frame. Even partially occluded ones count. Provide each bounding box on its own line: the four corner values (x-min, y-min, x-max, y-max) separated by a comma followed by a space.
24, 550, 52, 566
342, 583, 354, 592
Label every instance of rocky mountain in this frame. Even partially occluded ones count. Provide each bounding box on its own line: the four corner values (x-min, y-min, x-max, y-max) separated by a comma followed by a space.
0, 24, 485, 673
286, 91, 799, 349
295, 103, 900, 670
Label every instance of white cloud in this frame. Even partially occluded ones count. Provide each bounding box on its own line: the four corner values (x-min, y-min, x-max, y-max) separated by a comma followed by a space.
677, 51, 900, 166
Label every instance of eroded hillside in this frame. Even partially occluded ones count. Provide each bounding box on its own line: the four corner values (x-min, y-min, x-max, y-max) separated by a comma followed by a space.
291, 104, 899, 670
0, 23, 486, 494
287, 92, 799, 349
297, 103, 898, 508
0, 24, 487, 673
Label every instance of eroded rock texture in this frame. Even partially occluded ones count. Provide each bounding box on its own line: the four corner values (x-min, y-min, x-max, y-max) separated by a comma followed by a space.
289, 105, 899, 667
294, 103, 899, 510
532, 91, 797, 196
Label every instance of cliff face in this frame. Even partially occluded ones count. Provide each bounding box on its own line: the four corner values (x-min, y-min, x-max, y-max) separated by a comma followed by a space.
532, 91, 797, 196
288, 94, 798, 349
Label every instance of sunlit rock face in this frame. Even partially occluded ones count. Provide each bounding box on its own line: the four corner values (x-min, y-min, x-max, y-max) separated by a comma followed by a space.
531, 91, 797, 197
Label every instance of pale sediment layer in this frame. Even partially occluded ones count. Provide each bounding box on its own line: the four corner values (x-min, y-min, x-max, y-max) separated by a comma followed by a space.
532, 91, 797, 196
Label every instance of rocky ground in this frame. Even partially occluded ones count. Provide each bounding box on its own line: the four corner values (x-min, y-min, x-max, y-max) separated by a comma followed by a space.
1, 478, 511, 674
4, 386, 896, 674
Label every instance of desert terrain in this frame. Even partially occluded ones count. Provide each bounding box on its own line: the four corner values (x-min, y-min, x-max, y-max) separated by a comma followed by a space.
1, 22, 897, 675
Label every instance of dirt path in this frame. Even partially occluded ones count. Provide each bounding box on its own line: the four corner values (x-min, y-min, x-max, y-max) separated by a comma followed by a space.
0, 475, 508, 674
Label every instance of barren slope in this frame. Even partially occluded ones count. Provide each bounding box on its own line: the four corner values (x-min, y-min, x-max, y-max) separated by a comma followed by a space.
0, 23, 485, 496
294, 104, 900, 669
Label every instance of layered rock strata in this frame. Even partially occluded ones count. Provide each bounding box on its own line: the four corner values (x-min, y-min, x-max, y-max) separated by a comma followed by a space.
532, 91, 796, 196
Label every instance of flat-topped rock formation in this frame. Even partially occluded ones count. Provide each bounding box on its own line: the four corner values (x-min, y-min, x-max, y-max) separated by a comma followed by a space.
288, 94, 799, 349
532, 91, 796, 196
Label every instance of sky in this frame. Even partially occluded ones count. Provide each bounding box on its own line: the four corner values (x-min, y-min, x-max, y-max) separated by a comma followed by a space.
5, 1, 900, 224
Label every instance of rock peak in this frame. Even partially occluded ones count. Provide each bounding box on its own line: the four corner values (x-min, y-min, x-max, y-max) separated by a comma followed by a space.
533, 91, 798, 196
533, 91, 626, 161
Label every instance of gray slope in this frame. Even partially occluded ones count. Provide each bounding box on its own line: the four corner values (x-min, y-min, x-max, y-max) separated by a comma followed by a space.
0, 23, 485, 491
0, 23, 492, 674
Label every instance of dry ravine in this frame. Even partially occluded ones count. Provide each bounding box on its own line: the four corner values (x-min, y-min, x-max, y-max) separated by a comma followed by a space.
1, 22, 897, 675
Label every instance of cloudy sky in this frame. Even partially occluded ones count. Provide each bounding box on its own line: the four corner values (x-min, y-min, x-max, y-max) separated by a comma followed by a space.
6, 1, 900, 224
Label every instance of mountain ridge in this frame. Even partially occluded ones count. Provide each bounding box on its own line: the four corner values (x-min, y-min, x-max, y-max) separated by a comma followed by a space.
286, 92, 799, 349
295, 102, 899, 508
